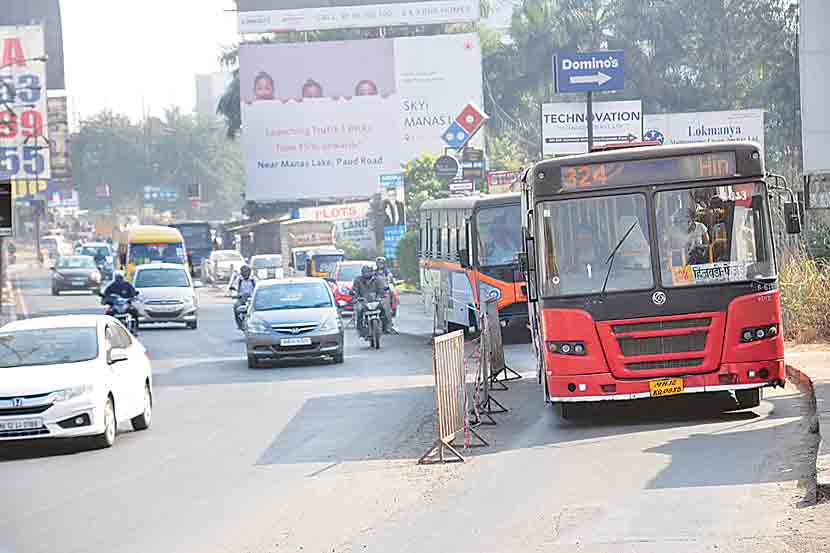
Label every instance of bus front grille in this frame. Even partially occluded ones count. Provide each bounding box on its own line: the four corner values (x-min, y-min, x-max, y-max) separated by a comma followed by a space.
617, 333, 707, 356
625, 358, 704, 371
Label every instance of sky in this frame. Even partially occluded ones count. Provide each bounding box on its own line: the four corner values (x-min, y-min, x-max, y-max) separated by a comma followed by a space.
60, 0, 239, 122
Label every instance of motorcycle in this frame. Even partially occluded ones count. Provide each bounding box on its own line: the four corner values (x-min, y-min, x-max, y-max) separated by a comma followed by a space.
234, 294, 251, 331
104, 294, 138, 335
356, 294, 384, 350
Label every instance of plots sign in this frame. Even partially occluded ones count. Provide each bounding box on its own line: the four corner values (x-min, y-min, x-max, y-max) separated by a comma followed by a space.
542, 100, 642, 156
298, 201, 374, 250
643, 109, 765, 154
0, 25, 50, 180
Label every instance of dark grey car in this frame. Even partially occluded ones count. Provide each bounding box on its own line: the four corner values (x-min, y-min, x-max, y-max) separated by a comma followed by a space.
51, 255, 102, 295
244, 278, 344, 368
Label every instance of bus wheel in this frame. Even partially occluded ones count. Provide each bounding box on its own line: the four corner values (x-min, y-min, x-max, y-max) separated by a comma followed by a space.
735, 388, 761, 409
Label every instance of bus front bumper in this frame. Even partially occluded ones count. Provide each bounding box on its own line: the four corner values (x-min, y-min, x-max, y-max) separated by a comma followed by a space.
546, 360, 785, 403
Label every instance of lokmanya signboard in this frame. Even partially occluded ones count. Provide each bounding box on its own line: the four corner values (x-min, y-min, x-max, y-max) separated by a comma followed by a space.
238, 0, 480, 33
643, 109, 765, 154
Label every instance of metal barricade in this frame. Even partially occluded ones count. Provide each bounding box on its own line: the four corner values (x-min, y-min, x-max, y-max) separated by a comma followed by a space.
473, 300, 508, 424
484, 299, 522, 387
419, 329, 487, 464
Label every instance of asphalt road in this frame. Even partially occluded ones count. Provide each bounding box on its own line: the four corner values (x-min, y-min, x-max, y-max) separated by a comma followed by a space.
0, 267, 822, 553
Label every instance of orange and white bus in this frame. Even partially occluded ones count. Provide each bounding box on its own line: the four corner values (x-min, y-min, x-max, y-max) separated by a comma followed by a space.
419, 193, 527, 334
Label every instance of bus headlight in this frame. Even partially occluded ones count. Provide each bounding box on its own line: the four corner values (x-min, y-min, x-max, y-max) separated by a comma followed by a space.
479, 282, 502, 302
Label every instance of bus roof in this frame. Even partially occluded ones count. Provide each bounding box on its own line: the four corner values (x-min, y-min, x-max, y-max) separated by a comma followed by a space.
421, 193, 520, 213
127, 225, 184, 244
529, 141, 764, 196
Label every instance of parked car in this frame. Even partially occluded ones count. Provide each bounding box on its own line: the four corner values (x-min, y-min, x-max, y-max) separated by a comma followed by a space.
329, 260, 398, 316
132, 263, 199, 329
245, 278, 344, 368
202, 249, 245, 283
51, 255, 102, 295
0, 315, 153, 448
250, 254, 284, 280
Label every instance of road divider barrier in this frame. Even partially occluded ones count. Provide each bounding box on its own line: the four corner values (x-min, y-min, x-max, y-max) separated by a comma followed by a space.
419, 329, 487, 464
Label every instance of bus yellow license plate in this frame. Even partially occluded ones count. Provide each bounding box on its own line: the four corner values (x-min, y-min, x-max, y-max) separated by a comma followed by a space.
649, 378, 684, 397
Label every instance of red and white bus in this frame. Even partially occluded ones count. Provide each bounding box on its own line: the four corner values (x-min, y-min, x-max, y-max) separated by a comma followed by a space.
520, 142, 801, 418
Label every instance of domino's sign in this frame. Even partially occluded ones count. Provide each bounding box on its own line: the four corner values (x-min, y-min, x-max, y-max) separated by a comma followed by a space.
554, 50, 625, 93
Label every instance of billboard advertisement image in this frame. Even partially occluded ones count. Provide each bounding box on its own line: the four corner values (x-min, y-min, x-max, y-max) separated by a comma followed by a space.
240, 33, 482, 201
542, 100, 642, 157
298, 201, 375, 250
0, 25, 50, 181
643, 109, 765, 154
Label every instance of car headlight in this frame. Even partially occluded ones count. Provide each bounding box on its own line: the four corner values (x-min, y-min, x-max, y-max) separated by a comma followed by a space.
52, 384, 94, 402
319, 315, 341, 332
479, 282, 502, 302
247, 319, 270, 334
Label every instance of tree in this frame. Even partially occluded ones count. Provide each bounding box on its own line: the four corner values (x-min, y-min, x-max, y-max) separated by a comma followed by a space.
403, 154, 445, 227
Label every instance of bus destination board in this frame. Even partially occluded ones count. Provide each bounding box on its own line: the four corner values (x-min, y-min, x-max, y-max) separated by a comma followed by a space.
561, 151, 737, 189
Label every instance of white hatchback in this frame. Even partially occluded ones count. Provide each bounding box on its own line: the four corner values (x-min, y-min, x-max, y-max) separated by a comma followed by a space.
0, 315, 153, 448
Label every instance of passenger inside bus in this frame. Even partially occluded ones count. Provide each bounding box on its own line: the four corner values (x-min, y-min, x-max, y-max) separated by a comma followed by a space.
665, 206, 710, 265
478, 209, 522, 266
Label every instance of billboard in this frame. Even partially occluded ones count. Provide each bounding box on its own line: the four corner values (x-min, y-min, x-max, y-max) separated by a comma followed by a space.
47, 96, 70, 179
0, 1, 64, 90
238, 0, 480, 33
297, 201, 374, 250
643, 109, 765, 154
240, 33, 483, 201
800, 0, 830, 174
0, 25, 50, 181
541, 100, 642, 157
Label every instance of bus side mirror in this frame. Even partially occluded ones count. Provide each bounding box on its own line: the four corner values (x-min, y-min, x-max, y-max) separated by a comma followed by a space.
457, 248, 470, 269
518, 252, 529, 273
784, 202, 802, 234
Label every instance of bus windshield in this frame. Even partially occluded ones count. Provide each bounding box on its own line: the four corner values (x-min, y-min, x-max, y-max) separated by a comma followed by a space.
476, 204, 522, 267
655, 182, 775, 287
539, 194, 654, 296
129, 243, 186, 265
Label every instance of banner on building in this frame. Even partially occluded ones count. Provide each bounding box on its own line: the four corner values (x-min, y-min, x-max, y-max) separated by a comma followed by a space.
541, 100, 642, 157
0, 25, 50, 180
240, 33, 483, 200
643, 109, 765, 154
47, 96, 70, 179
238, 0, 480, 33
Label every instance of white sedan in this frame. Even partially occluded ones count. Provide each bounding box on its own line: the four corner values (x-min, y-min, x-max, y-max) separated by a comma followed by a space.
0, 315, 153, 449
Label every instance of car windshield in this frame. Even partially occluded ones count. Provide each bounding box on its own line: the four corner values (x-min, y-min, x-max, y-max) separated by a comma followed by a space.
80, 246, 111, 259
477, 204, 522, 266
0, 327, 98, 368
337, 264, 364, 281
215, 251, 243, 262
252, 255, 281, 269
134, 268, 190, 288
129, 243, 186, 265
254, 283, 332, 311
655, 182, 775, 287
539, 194, 654, 296
57, 256, 96, 269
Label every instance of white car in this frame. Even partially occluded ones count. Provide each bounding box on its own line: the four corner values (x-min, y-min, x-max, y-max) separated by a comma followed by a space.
133, 263, 199, 329
0, 315, 153, 448
250, 254, 284, 280
202, 249, 245, 283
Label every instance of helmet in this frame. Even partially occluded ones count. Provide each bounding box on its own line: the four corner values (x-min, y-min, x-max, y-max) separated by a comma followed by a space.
240, 264, 251, 278
361, 265, 373, 277
113, 271, 125, 282
375, 256, 387, 268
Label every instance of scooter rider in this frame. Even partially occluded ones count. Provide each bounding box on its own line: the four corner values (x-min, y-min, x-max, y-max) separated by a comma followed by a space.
374, 257, 396, 333
102, 271, 140, 333
230, 264, 256, 325
352, 265, 386, 335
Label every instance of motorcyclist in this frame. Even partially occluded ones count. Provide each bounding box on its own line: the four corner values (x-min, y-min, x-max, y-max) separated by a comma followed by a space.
352, 265, 386, 335
230, 264, 256, 327
374, 257, 396, 333
102, 271, 140, 332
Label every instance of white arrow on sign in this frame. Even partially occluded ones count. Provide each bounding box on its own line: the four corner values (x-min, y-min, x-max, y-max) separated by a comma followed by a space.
569, 72, 612, 86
